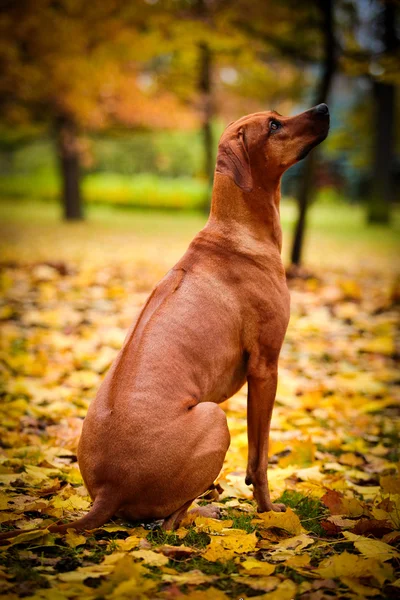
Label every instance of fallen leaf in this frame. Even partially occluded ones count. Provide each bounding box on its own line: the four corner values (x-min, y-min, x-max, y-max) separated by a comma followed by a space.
316, 551, 394, 585
159, 544, 197, 559
65, 529, 86, 548
239, 557, 275, 576
342, 531, 400, 561
253, 507, 306, 535
183, 588, 229, 600
161, 570, 217, 586
1, 528, 50, 547
130, 549, 169, 567
202, 531, 257, 561
115, 535, 141, 551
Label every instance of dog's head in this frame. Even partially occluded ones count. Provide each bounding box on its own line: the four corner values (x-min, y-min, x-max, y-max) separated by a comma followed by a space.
216, 105, 330, 192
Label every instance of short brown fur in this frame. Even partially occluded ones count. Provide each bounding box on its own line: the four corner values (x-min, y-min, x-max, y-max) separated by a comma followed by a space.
0, 105, 329, 540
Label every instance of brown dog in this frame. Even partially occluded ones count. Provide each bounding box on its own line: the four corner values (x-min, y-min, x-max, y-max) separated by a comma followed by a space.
1, 104, 329, 538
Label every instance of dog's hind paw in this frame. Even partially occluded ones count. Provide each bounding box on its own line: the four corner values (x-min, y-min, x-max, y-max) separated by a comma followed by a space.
270, 502, 286, 512
193, 503, 221, 519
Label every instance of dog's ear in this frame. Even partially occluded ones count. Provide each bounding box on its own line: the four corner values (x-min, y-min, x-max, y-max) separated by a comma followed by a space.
215, 127, 253, 192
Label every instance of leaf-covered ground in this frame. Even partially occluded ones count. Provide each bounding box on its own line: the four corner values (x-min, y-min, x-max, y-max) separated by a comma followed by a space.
0, 207, 399, 599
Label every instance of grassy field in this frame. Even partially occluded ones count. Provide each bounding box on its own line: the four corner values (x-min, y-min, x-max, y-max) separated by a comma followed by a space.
0, 198, 398, 273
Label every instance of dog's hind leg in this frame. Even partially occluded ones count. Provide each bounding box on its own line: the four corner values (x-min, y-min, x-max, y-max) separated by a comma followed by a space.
162, 402, 230, 530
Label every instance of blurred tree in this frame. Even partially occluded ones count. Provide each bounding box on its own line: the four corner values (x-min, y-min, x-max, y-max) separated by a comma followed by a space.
158, 0, 306, 209
336, 0, 399, 223
230, 0, 338, 267
291, 0, 338, 266
367, 0, 399, 224
0, 0, 196, 219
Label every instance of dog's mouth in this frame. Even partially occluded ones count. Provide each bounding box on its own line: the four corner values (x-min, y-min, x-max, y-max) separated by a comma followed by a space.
296, 127, 330, 161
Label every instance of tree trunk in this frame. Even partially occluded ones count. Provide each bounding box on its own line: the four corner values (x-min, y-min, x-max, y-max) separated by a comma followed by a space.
367, 0, 398, 224
290, 0, 336, 266
367, 82, 395, 223
199, 40, 214, 211
55, 114, 84, 221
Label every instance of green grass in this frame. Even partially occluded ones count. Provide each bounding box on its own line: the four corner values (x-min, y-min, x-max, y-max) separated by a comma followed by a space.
84, 173, 208, 210
277, 490, 327, 536
0, 171, 208, 210
222, 510, 256, 533
0, 197, 398, 271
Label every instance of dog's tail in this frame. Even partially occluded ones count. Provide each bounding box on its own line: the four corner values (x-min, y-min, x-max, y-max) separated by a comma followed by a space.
0, 494, 118, 543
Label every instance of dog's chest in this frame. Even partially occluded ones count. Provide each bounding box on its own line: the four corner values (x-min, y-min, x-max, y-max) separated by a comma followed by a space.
243, 269, 290, 353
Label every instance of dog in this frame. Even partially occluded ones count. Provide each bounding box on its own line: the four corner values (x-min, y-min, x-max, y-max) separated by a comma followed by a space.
0, 104, 329, 538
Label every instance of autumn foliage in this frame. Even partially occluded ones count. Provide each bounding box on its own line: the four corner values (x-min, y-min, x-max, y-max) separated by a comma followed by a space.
0, 231, 399, 598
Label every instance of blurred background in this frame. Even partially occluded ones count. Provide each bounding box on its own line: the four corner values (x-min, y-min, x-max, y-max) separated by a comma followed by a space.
0, 0, 399, 270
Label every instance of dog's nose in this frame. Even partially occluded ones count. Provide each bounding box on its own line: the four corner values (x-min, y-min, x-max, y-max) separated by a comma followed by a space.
314, 103, 329, 116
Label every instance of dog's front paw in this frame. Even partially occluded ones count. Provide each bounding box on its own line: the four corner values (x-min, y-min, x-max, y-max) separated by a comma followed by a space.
256, 501, 287, 513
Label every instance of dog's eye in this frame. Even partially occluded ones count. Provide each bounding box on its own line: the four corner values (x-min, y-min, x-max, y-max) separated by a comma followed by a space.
270, 120, 281, 131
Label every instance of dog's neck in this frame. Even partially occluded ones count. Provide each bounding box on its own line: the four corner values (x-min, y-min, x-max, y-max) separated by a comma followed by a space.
207, 173, 283, 253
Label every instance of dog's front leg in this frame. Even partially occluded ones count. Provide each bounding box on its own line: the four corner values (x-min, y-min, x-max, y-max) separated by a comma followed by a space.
245, 368, 286, 513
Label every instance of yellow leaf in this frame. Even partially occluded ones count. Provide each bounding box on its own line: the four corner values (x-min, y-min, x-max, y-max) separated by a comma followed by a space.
202, 531, 257, 562
159, 544, 197, 559
66, 370, 99, 389
372, 494, 400, 529
174, 526, 189, 539
116, 535, 140, 551
63, 468, 83, 485
380, 475, 400, 494
24, 465, 60, 483
130, 549, 169, 567
294, 465, 325, 482
253, 507, 306, 535
285, 554, 311, 568
194, 516, 226, 532
239, 557, 275, 576
252, 579, 297, 600
276, 533, 315, 551
339, 452, 365, 467
237, 574, 281, 592
52, 495, 91, 511
65, 529, 86, 548
0, 512, 21, 524
341, 577, 380, 596
335, 372, 385, 395
161, 570, 217, 586
95, 555, 155, 598
0, 493, 13, 510
4, 528, 50, 547
184, 589, 229, 600
107, 574, 155, 599
342, 531, 400, 561
316, 551, 394, 585
279, 438, 315, 468
98, 525, 133, 533
360, 336, 395, 355
338, 279, 361, 300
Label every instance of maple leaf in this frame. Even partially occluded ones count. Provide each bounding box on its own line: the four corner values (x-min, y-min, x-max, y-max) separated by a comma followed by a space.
342, 531, 400, 561
65, 529, 86, 548
239, 557, 276, 576
316, 551, 394, 585
202, 531, 257, 561
252, 507, 306, 535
